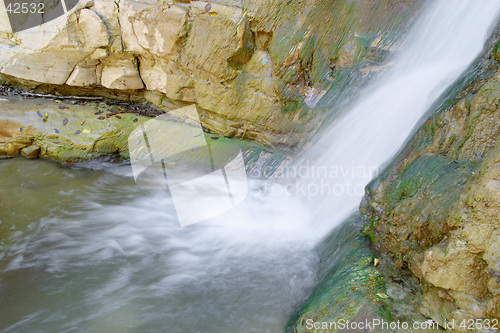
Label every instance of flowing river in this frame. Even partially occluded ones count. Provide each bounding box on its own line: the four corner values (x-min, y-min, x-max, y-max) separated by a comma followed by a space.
0, 158, 317, 332
1, 0, 500, 332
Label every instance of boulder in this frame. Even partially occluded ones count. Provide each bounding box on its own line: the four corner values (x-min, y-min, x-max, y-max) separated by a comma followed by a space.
100, 55, 144, 90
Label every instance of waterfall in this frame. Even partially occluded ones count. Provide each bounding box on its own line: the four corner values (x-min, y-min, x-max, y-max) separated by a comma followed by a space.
2, 1, 500, 332
303, 0, 500, 234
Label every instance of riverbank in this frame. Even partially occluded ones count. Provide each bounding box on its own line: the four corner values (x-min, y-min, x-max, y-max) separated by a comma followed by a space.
0, 90, 290, 176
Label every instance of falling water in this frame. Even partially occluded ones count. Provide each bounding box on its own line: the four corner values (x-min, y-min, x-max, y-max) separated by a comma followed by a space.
304, 0, 500, 233
1, 1, 500, 332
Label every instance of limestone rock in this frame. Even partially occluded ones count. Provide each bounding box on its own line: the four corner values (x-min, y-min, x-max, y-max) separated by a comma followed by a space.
139, 57, 194, 101
131, 5, 188, 57
0, 119, 25, 141
0, 13, 91, 84
421, 241, 488, 298
0, 95, 151, 163
77, 9, 110, 50
118, 0, 157, 54
5, 136, 32, 156
0, 0, 12, 33
121, 1, 190, 57
0, 48, 88, 85
100, 55, 144, 90
91, 0, 121, 41
66, 64, 99, 86
21, 145, 41, 159
66, 48, 108, 86
181, 6, 253, 79
0, 0, 419, 149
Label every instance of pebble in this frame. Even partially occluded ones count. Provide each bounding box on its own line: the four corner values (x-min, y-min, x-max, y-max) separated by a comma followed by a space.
74, 130, 81, 135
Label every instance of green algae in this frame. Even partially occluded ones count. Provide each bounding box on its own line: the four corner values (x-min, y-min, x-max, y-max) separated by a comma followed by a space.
384, 156, 478, 213
288, 215, 390, 333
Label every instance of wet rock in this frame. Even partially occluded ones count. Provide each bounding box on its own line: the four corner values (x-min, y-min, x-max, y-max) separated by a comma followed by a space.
290, 216, 440, 333
5, 136, 32, 156
361, 27, 500, 325
0, 95, 151, 163
0, 94, 278, 165
21, 145, 40, 159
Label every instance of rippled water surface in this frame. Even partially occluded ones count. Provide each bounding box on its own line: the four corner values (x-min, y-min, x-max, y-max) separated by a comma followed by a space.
0, 158, 318, 332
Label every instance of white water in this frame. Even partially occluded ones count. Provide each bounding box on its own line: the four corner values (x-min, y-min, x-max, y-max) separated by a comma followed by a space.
304, 0, 500, 233
1, 1, 500, 332
0, 159, 317, 332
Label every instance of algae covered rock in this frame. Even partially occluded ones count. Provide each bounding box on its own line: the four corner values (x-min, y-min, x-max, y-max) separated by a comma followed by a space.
0, 93, 291, 176
289, 216, 389, 333
0, 95, 152, 163
361, 24, 500, 327
288, 215, 441, 333
20, 144, 40, 159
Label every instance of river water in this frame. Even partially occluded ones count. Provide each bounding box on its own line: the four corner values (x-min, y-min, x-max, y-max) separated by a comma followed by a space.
0, 158, 317, 332
1, 1, 500, 332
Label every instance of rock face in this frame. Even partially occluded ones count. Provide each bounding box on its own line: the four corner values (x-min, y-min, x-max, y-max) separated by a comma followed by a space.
289, 216, 399, 333
0, 96, 153, 163
288, 215, 442, 333
0, 94, 289, 179
0, 0, 420, 149
361, 24, 500, 328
